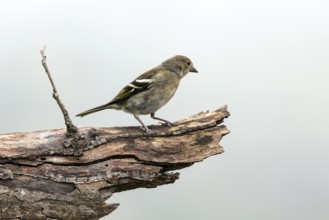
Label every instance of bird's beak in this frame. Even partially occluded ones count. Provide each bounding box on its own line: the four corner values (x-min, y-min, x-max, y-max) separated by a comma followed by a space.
190, 66, 198, 73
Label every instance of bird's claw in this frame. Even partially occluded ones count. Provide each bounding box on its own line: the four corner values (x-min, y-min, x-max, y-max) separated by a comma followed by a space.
139, 126, 156, 134
158, 121, 173, 127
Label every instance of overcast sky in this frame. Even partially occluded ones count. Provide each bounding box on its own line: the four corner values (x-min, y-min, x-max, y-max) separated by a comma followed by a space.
1, 1, 329, 219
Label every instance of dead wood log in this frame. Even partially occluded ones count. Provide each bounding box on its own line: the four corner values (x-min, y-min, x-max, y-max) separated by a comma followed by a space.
0, 47, 230, 219
0, 106, 230, 220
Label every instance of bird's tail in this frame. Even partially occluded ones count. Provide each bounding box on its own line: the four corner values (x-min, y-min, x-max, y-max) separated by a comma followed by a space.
76, 104, 109, 117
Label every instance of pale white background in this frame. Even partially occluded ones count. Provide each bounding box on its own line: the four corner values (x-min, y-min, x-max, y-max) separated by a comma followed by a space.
1, 1, 329, 219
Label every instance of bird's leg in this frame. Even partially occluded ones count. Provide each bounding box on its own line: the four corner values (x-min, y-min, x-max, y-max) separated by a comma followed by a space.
150, 113, 173, 127
134, 114, 154, 134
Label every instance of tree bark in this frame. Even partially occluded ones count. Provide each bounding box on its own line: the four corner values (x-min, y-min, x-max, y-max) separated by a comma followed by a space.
0, 106, 230, 220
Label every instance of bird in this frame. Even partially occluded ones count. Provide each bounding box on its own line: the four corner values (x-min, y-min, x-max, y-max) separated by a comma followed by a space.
76, 55, 198, 134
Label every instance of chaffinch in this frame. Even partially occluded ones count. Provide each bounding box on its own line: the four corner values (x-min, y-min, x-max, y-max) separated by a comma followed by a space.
76, 55, 198, 134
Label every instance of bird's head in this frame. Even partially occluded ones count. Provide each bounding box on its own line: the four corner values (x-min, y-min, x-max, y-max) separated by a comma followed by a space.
162, 55, 198, 78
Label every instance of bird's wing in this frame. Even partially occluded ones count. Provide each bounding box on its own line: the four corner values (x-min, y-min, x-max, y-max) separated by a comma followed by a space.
108, 70, 156, 104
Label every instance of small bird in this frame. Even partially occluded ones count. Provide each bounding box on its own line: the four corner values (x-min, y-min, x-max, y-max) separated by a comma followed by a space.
76, 55, 198, 134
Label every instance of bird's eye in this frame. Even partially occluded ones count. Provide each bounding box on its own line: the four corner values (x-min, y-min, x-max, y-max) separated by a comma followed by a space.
187, 61, 191, 65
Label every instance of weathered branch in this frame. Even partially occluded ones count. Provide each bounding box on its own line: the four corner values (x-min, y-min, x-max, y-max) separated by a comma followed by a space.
0, 47, 231, 219
40, 45, 78, 134
0, 106, 230, 220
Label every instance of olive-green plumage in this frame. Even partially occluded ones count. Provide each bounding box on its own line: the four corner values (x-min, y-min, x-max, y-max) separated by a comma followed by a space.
76, 55, 198, 134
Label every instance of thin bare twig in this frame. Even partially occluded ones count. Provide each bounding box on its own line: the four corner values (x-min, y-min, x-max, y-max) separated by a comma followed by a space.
40, 45, 78, 134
